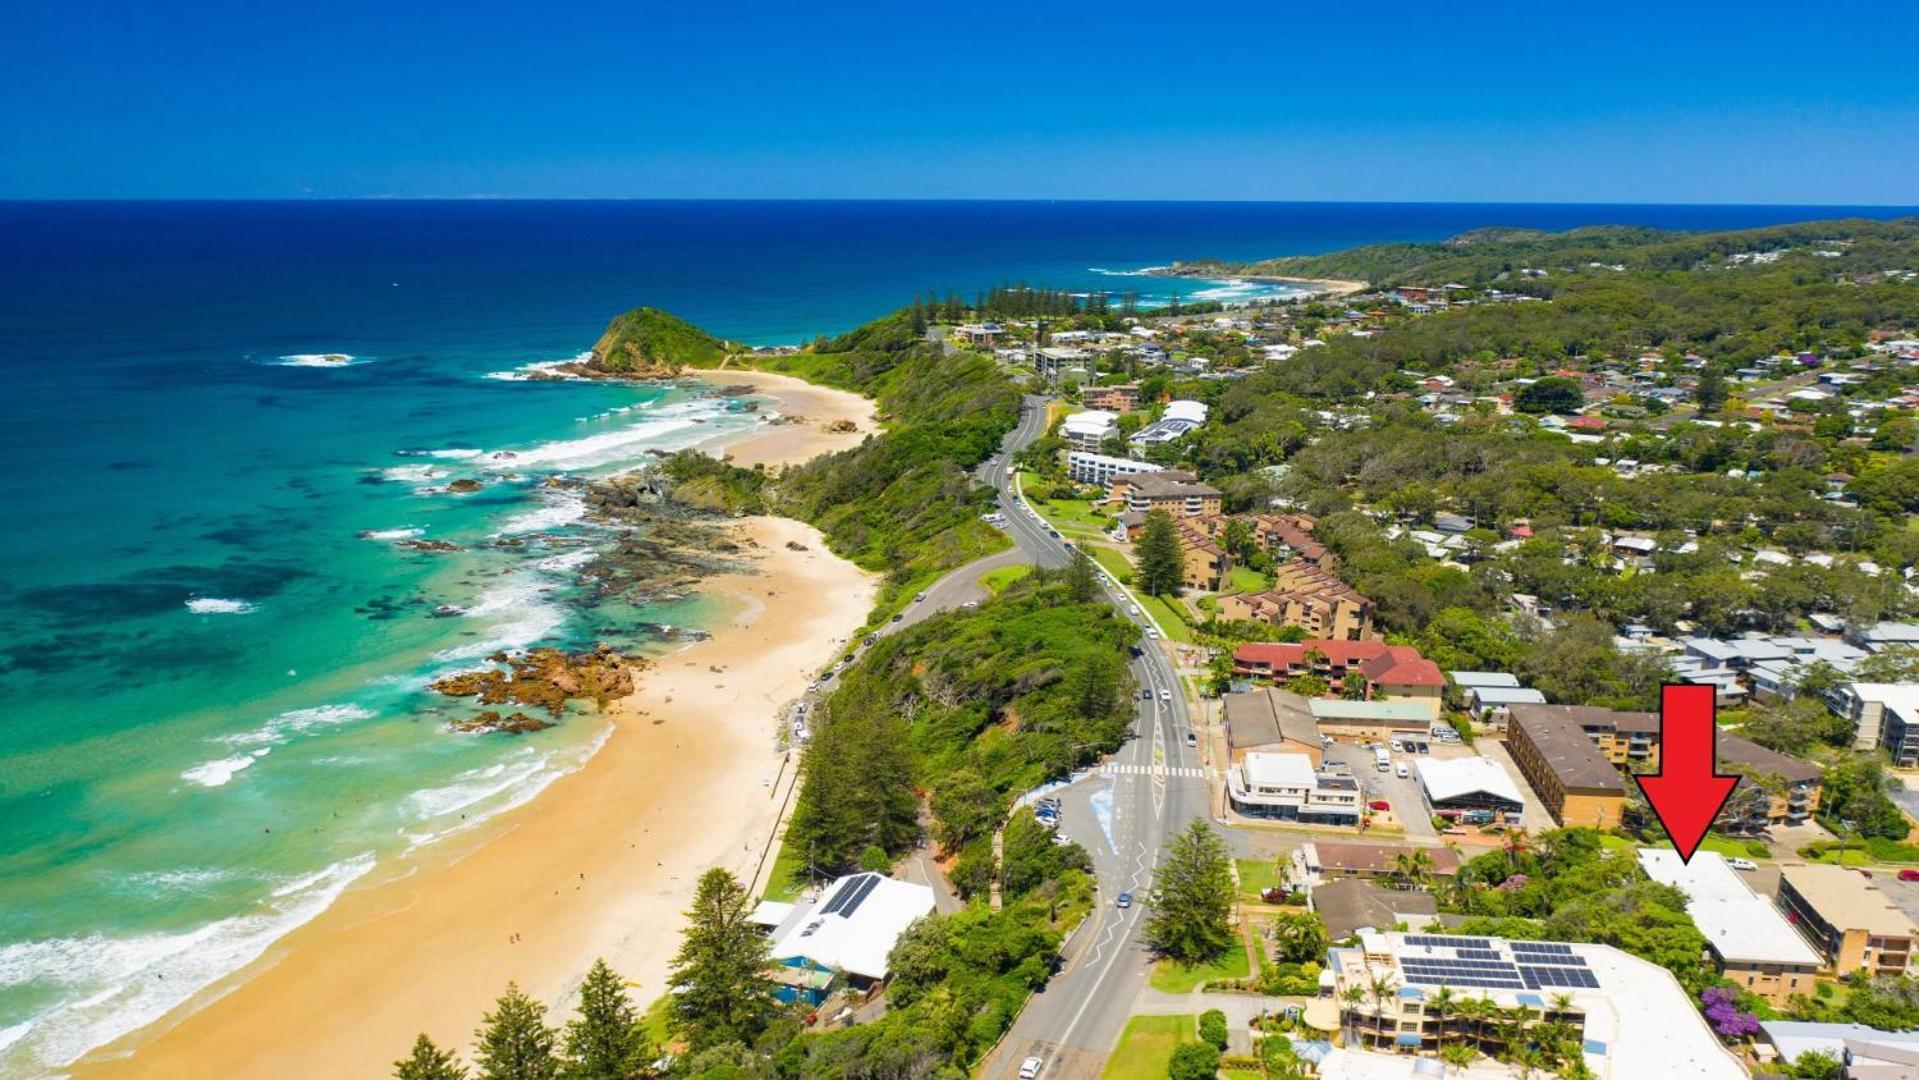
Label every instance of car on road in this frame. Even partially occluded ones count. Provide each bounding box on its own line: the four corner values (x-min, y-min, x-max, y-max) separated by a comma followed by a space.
1115, 891, 1133, 909
1159, 688, 1172, 702
1185, 731, 1197, 747
891, 612, 904, 622
914, 592, 926, 602
1145, 628, 1159, 639
1902, 869, 1919, 882
1726, 857, 1759, 871
1140, 689, 1153, 700
864, 634, 877, 646
1019, 1057, 1044, 1080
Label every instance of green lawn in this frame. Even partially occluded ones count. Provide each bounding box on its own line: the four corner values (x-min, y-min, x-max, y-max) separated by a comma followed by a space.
1137, 593, 1197, 644
979, 563, 1033, 594
1700, 834, 1772, 860
1150, 940, 1254, 993
1099, 1015, 1196, 1080
761, 839, 808, 902
1238, 858, 1281, 899
1089, 544, 1136, 584
1227, 565, 1268, 593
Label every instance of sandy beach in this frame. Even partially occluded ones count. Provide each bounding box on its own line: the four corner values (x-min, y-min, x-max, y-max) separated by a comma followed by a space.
690, 368, 879, 469
75, 515, 877, 1078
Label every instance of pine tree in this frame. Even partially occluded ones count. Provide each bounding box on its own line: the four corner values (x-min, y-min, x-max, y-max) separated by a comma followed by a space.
1065, 548, 1098, 603
562, 959, 651, 1080
1135, 509, 1185, 597
667, 868, 775, 1051
396, 1033, 469, 1080
1146, 821, 1236, 963
474, 983, 559, 1080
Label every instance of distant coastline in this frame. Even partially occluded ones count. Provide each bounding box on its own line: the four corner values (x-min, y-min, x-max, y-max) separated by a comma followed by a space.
1147, 261, 1369, 298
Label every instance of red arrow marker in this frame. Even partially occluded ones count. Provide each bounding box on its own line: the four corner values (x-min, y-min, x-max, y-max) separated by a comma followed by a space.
1634, 684, 1741, 864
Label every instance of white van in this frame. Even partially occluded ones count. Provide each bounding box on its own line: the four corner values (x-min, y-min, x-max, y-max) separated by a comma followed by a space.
1395, 762, 1410, 779
1374, 747, 1391, 772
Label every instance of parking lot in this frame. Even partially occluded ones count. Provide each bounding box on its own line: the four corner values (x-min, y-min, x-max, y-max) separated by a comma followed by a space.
1320, 740, 1444, 839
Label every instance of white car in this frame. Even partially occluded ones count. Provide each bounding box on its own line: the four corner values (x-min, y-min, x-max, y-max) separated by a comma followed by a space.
1159, 688, 1172, 702
1726, 857, 1759, 872
1020, 1057, 1045, 1080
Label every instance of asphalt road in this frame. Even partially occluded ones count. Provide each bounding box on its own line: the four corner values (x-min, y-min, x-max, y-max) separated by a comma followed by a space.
974, 398, 1213, 1080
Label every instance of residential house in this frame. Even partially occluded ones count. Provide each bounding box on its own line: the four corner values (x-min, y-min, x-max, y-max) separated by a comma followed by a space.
1311, 880, 1439, 939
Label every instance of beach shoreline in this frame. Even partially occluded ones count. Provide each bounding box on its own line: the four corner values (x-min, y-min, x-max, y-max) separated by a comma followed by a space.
68, 359, 883, 1078
686, 367, 878, 469
1148, 266, 1369, 298
74, 514, 876, 1078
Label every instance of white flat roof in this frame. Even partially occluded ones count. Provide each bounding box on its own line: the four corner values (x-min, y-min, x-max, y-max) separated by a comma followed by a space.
1470, 687, 1548, 706
1243, 751, 1318, 788
1413, 757, 1524, 808
1637, 849, 1822, 967
1449, 671, 1520, 688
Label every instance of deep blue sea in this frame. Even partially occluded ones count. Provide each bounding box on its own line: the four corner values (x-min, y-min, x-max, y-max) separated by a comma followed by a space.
0, 199, 1912, 1071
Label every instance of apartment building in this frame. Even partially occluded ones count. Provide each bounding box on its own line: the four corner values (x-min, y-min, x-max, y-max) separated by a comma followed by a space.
1173, 517, 1230, 591
1064, 450, 1160, 487
1224, 752, 1362, 825
1505, 705, 1631, 830
1218, 560, 1374, 640
1847, 683, 1919, 766
1230, 640, 1444, 716
1638, 849, 1822, 1006
1078, 382, 1141, 411
1110, 470, 1222, 518
1777, 865, 1919, 978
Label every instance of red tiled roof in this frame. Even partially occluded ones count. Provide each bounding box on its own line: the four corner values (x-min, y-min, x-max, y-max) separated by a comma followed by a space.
1232, 640, 1441, 689
1358, 646, 1445, 688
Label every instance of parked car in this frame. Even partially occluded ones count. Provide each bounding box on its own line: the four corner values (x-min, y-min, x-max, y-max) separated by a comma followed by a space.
1395, 763, 1410, 778
891, 612, 904, 622
1368, 800, 1391, 812
1115, 891, 1133, 909
1901, 869, 1919, 882
914, 592, 926, 602
1859, 869, 1875, 878
1020, 1057, 1045, 1080
1415, 742, 1430, 754
1726, 857, 1759, 871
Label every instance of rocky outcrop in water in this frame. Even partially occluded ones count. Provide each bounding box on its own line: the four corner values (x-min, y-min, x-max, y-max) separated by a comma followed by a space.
448, 710, 555, 735
397, 539, 464, 553
432, 645, 639, 716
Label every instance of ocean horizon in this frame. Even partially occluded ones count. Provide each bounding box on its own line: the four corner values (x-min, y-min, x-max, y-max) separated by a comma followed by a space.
2, 198, 1915, 1073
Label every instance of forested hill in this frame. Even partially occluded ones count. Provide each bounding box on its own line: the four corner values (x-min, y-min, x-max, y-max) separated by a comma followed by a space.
1173, 216, 1919, 288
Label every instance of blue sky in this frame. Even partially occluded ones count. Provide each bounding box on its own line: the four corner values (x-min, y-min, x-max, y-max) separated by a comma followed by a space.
3, 0, 1917, 202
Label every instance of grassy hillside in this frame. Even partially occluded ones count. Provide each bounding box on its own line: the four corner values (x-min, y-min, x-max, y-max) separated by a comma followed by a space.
590, 306, 729, 373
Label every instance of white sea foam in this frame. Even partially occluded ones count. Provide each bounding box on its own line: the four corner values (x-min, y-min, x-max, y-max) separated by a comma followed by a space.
482, 403, 735, 474
432, 576, 568, 663
184, 597, 255, 615
180, 748, 270, 787
0, 853, 375, 1075
483, 352, 590, 381
423, 448, 483, 460
0, 1023, 31, 1054
362, 527, 425, 541
121, 867, 242, 895
223, 704, 374, 749
380, 463, 444, 484
273, 353, 362, 367
400, 727, 610, 853
534, 549, 598, 574
492, 492, 586, 537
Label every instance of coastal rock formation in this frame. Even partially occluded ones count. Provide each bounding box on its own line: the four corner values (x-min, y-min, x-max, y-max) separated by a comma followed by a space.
823, 418, 859, 433
444, 478, 484, 494
448, 710, 555, 735
431, 645, 639, 715
396, 539, 464, 553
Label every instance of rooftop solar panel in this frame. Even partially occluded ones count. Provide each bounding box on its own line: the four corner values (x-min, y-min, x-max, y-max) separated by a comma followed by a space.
1405, 935, 1493, 950
838, 873, 881, 917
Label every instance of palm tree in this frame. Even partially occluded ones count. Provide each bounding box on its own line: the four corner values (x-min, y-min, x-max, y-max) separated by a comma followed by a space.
1340, 985, 1366, 1046
1428, 985, 1457, 1048
1438, 1041, 1477, 1077
1365, 973, 1398, 1049
1502, 830, 1531, 877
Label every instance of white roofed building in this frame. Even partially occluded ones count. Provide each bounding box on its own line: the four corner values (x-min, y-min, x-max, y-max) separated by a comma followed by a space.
1226, 752, 1363, 825
1059, 409, 1119, 450
750, 872, 935, 1004
1413, 757, 1525, 816
1637, 848, 1821, 1005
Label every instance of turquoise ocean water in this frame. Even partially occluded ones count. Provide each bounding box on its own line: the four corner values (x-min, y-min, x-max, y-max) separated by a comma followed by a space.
1, 200, 1910, 1072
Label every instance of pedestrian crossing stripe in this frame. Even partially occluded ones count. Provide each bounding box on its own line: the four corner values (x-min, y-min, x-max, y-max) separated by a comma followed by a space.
1099, 764, 1206, 777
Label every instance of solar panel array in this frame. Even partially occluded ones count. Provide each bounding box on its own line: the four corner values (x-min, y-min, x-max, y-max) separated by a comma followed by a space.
1521, 966, 1600, 990
1404, 935, 1493, 950
1394, 937, 1601, 992
822, 873, 880, 917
